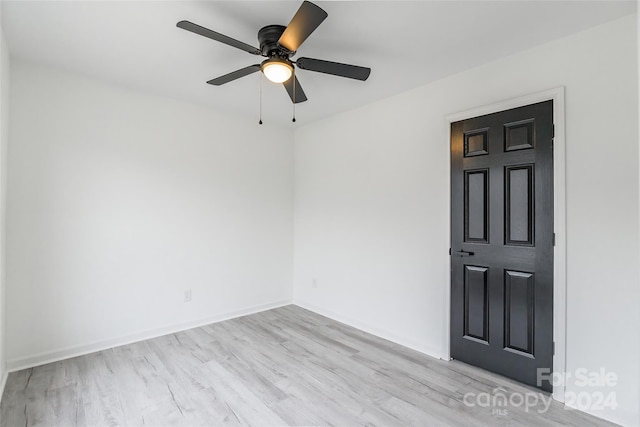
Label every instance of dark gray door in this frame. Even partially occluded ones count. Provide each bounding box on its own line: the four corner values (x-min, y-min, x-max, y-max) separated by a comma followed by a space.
450, 100, 554, 392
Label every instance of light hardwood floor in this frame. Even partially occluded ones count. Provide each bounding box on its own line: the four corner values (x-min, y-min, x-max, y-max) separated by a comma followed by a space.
1, 305, 615, 426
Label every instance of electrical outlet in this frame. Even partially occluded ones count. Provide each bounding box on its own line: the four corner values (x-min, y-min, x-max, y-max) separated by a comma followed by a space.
184, 289, 192, 302
312, 278, 318, 289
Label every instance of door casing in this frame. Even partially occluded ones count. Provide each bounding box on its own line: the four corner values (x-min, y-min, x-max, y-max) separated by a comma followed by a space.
443, 87, 566, 402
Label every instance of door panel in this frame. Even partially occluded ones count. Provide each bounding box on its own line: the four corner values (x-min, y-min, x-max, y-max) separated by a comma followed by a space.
464, 169, 489, 243
450, 100, 553, 392
464, 265, 489, 343
504, 270, 535, 355
505, 165, 534, 246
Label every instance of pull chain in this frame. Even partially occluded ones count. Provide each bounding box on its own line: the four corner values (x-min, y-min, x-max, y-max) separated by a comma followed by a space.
292, 71, 296, 123
259, 72, 263, 125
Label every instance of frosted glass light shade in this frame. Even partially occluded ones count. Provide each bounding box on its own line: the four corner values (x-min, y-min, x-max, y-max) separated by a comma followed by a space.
262, 60, 293, 83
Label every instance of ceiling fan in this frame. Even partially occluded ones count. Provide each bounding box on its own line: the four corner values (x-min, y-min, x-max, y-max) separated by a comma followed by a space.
177, 1, 371, 105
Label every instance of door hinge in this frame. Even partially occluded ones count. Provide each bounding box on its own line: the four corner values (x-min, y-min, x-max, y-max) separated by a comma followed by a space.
552, 233, 556, 246
552, 124, 555, 138
449, 248, 451, 255
553, 342, 555, 355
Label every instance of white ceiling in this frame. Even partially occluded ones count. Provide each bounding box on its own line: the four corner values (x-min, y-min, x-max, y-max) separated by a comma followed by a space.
2, 1, 636, 126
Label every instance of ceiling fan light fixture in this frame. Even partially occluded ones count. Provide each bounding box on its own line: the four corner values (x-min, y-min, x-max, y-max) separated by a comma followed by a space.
261, 58, 293, 83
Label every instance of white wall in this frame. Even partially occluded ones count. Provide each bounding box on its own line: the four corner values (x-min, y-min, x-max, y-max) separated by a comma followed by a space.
0, 3, 10, 395
294, 14, 639, 427
6, 60, 294, 368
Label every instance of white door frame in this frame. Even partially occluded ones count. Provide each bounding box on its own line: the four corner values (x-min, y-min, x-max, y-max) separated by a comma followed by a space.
442, 87, 567, 402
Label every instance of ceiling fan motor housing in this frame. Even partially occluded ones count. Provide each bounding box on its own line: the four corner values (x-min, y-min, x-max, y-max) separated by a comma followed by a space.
258, 25, 289, 57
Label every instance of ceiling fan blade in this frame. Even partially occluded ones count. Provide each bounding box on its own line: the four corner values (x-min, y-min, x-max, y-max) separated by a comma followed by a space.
283, 76, 308, 103
207, 65, 261, 86
296, 57, 371, 81
177, 21, 261, 55
278, 1, 328, 52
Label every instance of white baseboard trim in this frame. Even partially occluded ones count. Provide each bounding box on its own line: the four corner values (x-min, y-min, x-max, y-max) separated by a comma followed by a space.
0, 367, 8, 403
6, 299, 293, 372
293, 299, 445, 361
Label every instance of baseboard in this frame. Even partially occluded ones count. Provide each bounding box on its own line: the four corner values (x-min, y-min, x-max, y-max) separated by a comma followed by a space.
293, 299, 445, 360
0, 367, 8, 403
6, 299, 293, 372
